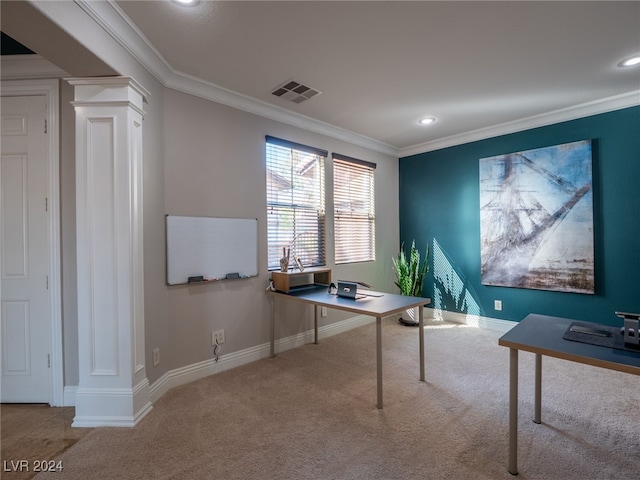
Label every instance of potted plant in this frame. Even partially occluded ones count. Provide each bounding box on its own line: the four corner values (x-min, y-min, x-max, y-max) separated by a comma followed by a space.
393, 240, 429, 326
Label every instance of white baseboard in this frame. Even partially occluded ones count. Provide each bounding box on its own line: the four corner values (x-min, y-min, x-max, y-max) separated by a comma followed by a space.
70, 403, 153, 428
65, 310, 515, 408
71, 379, 153, 427
148, 314, 375, 404
63, 386, 78, 407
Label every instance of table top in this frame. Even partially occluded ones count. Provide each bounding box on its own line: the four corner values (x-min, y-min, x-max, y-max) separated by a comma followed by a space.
499, 313, 640, 375
269, 285, 431, 317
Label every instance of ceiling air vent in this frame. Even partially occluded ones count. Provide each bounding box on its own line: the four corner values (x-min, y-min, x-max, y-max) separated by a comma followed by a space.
271, 80, 322, 104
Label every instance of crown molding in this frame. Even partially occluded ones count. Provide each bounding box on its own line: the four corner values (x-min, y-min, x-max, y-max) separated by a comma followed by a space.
79, 1, 639, 160
75, 0, 174, 81
163, 69, 399, 156
78, 0, 399, 157
400, 90, 640, 158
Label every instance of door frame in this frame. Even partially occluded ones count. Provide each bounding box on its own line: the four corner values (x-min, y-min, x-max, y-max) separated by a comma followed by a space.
1, 79, 63, 406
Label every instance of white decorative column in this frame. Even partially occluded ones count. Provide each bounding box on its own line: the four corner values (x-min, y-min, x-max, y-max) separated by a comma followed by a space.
68, 77, 151, 427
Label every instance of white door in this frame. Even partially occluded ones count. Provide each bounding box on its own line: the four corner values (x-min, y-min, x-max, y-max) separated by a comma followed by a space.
1, 94, 51, 403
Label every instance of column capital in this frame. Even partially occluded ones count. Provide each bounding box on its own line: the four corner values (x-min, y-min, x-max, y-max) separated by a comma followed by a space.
66, 76, 149, 116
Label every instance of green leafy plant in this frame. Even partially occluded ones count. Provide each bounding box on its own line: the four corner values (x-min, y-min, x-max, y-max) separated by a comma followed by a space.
393, 240, 429, 297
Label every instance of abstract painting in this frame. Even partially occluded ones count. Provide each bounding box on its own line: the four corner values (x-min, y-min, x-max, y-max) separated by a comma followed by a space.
479, 140, 594, 294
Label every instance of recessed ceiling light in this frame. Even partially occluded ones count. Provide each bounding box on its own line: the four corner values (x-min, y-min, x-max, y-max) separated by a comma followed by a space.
418, 117, 436, 126
172, 0, 199, 6
618, 55, 640, 68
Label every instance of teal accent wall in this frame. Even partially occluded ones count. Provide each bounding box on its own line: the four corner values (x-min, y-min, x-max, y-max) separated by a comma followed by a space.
399, 106, 640, 326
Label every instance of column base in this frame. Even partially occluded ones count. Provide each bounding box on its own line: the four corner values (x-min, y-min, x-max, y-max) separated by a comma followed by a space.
72, 378, 152, 427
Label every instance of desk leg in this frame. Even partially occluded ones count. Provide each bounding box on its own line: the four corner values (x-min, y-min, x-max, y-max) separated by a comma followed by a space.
376, 315, 383, 409
534, 353, 542, 424
508, 347, 518, 475
314, 305, 319, 345
419, 305, 425, 382
270, 296, 276, 358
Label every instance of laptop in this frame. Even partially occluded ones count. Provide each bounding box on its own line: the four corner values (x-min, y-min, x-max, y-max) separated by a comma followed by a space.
337, 281, 367, 300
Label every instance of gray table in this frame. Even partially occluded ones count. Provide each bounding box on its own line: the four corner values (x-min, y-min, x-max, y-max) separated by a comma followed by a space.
498, 313, 640, 475
269, 286, 431, 409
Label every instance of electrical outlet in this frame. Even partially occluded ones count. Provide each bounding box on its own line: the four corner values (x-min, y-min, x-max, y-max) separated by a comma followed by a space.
152, 347, 160, 367
212, 329, 225, 345
494, 300, 503, 311
321, 306, 328, 317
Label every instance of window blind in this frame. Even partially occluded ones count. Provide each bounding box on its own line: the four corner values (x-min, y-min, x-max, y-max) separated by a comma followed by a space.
266, 136, 326, 270
333, 153, 376, 264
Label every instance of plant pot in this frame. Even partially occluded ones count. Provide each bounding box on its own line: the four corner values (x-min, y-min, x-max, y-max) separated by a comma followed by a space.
399, 306, 419, 326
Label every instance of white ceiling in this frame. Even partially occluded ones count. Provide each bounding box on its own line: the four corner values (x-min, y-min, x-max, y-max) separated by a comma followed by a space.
112, 1, 640, 155
7, 1, 636, 156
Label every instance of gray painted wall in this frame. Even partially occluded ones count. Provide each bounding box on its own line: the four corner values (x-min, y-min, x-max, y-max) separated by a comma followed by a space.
4, 0, 400, 393
160, 88, 399, 376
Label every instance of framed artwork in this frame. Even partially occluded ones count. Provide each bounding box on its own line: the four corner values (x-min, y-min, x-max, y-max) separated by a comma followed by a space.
479, 140, 594, 294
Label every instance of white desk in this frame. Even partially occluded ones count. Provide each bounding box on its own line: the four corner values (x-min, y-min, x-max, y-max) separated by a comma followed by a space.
499, 313, 640, 475
269, 286, 431, 409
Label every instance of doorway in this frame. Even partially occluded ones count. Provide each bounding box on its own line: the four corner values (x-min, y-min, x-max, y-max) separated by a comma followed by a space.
1, 79, 63, 405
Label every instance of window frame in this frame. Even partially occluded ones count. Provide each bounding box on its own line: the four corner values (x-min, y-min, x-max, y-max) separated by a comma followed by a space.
265, 136, 327, 271
332, 153, 376, 265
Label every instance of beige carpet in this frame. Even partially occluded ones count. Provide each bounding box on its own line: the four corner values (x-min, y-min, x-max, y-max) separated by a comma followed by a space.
35, 320, 638, 480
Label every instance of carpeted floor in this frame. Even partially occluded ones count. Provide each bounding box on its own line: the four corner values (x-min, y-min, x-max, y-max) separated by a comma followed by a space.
33, 319, 639, 480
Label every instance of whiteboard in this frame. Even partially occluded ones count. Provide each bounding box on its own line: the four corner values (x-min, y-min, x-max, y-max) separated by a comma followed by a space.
166, 215, 258, 285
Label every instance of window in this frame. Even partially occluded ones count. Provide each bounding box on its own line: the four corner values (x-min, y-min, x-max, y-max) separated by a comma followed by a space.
333, 153, 376, 264
266, 136, 326, 270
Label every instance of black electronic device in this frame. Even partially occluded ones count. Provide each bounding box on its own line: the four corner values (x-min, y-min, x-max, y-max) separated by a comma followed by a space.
337, 281, 365, 300
569, 324, 611, 337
